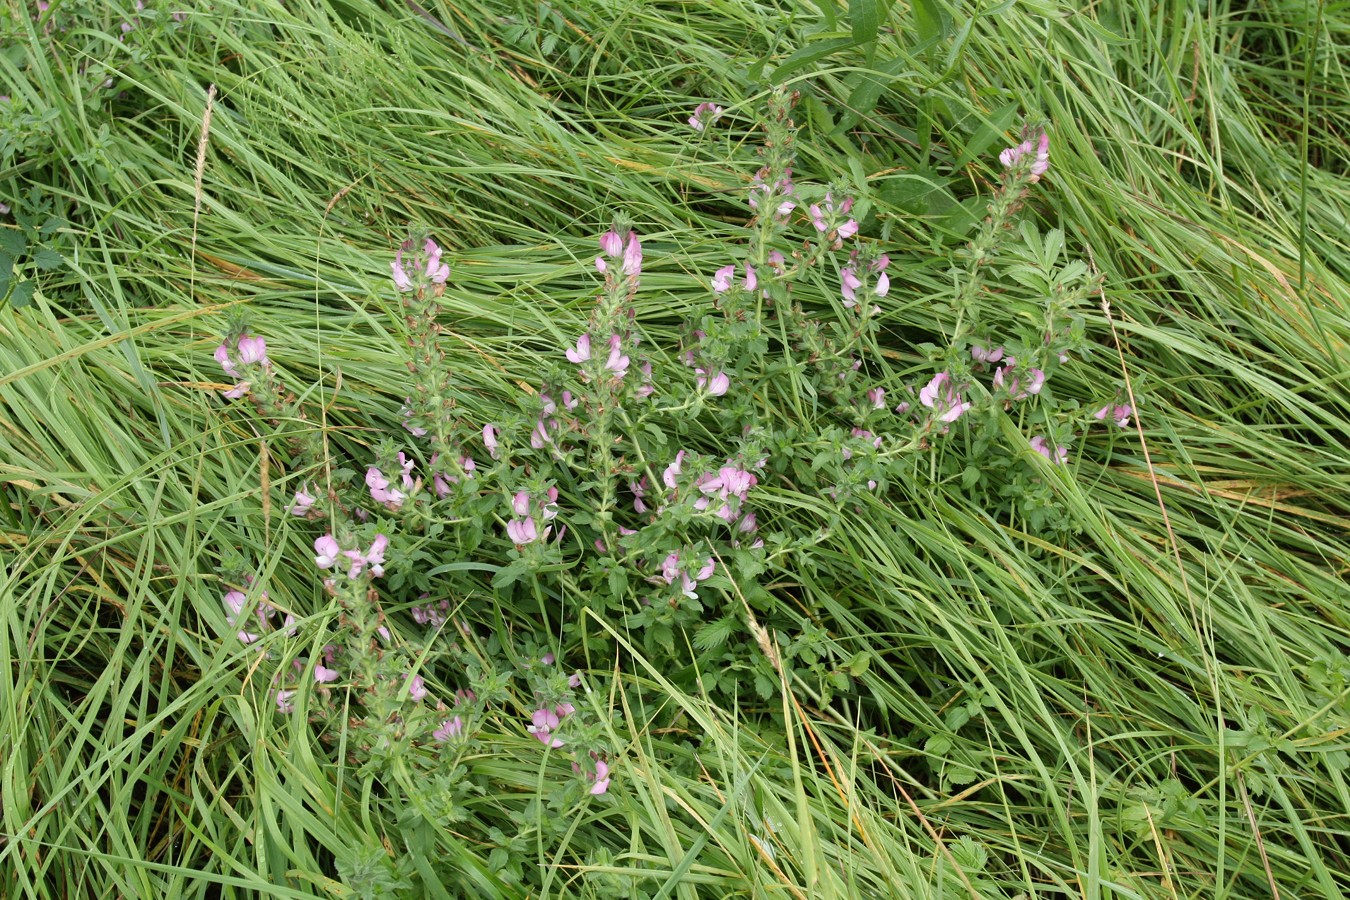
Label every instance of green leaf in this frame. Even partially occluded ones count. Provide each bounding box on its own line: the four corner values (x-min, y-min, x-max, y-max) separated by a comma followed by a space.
913, 0, 950, 46
0, 230, 23, 257
833, 56, 916, 135
770, 36, 857, 82
693, 615, 735, 651
33, 246, 64, 270
8, 279, 35, 309
850, 0, 893, 44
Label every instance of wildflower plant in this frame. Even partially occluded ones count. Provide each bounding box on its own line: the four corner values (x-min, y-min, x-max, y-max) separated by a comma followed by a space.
211, 84, 1117, 891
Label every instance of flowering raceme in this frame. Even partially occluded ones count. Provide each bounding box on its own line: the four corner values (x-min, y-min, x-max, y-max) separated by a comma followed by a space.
391, 236, 450, 292
919, 373, 971, 424
999, 128, 1050, 182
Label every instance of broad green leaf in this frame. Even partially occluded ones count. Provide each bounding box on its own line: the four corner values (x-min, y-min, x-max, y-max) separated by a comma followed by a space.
770, 36, 856, 81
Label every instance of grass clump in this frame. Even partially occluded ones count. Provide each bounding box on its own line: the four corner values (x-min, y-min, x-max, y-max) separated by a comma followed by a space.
2, 0, 1348, 897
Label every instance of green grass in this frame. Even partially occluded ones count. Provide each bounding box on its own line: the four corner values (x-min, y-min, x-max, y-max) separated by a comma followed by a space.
2, 0, 1349, 896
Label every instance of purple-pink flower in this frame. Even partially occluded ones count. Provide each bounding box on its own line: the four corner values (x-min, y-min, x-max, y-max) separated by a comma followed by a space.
288, 487, 316, 516
1029, 435, 1068, 464
433, 716, 465, 742
999, 128, 1051, 182
391, 237, 450, 292
314, 534, 341, 569
575, 754, 611, 795
688, 101, 724, 131
919, 373, 971, 423
566, 333, 592, 364
528, 706, 566, 748
971, 344, 1005, 364
1093, 404, 1133, 429
696, 368, 730, 397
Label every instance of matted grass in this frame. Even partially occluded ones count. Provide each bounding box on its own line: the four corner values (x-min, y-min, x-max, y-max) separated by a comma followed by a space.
2, 0, 1348, 897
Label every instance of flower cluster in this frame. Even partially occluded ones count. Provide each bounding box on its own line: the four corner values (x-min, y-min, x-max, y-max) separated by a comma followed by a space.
809, 191, 858, 249
999, 128, 1051, 183
1094, 403, 1133, 429
506, 487, 560, 546
918, 373, 971, 425
391, 236, 450, 293
840, 251, 890, 315
314, 533, 389, 580
221, 586, 295, 645
215, 333, 270, 400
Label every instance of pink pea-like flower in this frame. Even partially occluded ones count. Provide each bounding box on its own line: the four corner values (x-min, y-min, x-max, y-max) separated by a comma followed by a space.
507, 517, 539, 545
364, 535, 388, 578
1029, 435, 1068, 464
422, 238, 450, 283
483, 424, 500, 459
599, 229, 623, 258
919, 373, 971, 423
236, 336, 268, 368
663, 451, 686, 489
604, 334, 629, 378
1094, 404, 1133, 428
314, 664, 339, 683
712, 264, 735, 294
868, 387, 886, 409
622, 233, 642, 277
588, 758, 611, 795
971, 344, 1004, 364
406, 674, 428, 703
688, 102, 724, 131
314, 534, 341, 569
528, 707, 565, 748
433, 716, 464, 742
566, 333, 592, 364
275, 690, 295, 714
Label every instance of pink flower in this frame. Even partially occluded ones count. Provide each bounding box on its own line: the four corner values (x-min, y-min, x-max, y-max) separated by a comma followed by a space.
840, 267, 863, 305
288, 487, 316, 516
528, 707, 565, 748
1029, 435, 1068, 464
507, 517, 539, 545
400, 403, 427, 436
433, 716, 464, 741
711, 264, 735, 294
622, 233, 642, 277
663, 450, 686, 489
214, 342, 239, 378
688, 101, 724, 131
275, 690, 295, 714
364, 535, 388, 577
566, 333, 592, 364
391, 257, 413, 292
971, 344, 1004, 364
482, 424, 500, 459
396, 452, 416, 490
365, 466, 405, 507
919, 373, 970, 423
604, 334, 629, 378
696, 368, 730, 396
584, 756, 611, 795
1094, 404, 1133, 429
1000, 128, 1050, 181
406, 674, 428, 702
314, 534, 341, 569
512, 490, 531, 517
313, 664, 339, 683
867, 387, 886, 409
599, 229, 623, 258
421, 238, 450, 283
